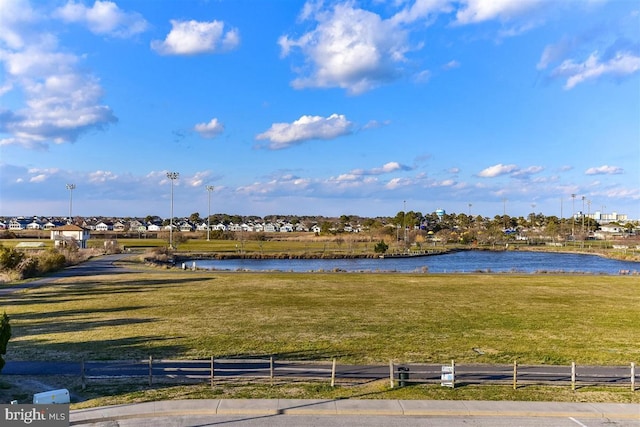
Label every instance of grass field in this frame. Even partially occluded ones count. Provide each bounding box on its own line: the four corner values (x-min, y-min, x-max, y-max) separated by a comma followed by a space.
2, 265, 639, 406
3, 269, 639, 365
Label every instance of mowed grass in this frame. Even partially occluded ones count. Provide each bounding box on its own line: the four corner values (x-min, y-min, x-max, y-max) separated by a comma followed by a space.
3, 271, 639, 365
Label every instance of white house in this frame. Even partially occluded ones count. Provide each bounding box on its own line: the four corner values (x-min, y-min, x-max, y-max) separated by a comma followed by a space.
51, 224, 90, 249
147, 223, 162, 232
95, 222, 113, 231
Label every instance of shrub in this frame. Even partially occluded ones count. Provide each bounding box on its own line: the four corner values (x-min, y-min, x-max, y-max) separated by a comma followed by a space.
37, 250, 67, 273
0, 245, 24, 270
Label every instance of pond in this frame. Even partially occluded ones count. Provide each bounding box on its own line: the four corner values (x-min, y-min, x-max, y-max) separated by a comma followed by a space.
188, 250, 639, 275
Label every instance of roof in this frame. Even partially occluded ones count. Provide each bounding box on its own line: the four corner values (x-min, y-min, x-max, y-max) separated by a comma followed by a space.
53, 224, 85, 231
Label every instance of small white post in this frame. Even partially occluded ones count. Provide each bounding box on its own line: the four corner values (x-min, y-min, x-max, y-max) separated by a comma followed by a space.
513, 360, 517, 390
389, 360, 395, 388
632, 362, 636, 392
571, 362, 576, 391
331, 358, 337, 387
451, 360, 456, 389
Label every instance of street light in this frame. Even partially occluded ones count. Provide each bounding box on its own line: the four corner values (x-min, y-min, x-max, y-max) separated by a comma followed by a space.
206, 185, 214, 241
66, 184, 76, 224
166, 172, 179, 249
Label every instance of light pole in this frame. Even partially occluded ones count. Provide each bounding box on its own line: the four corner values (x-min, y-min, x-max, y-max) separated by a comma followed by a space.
571, 193, 576, 238
167, 172, 179, 249
206, 185, 214, 241
66, 184, 76, 224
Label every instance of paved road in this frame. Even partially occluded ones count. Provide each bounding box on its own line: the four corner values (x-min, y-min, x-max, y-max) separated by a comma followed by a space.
68, 399, 640, 427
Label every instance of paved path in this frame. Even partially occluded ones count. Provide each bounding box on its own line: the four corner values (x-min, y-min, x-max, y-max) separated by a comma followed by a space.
0, 253, 134, 296
69, 399, 640, 426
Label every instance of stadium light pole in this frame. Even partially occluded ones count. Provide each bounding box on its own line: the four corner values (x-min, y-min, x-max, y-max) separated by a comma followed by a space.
571, 193, 576, 238
206, 185, 214, 241
167, 172, 179, 249
66, 184, 76, 224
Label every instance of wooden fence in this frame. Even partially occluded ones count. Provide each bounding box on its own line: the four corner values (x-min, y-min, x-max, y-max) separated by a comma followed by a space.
72, 358, 638, 392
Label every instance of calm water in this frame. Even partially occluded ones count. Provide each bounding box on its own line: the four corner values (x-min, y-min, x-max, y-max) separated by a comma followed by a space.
189, 250, 639, 274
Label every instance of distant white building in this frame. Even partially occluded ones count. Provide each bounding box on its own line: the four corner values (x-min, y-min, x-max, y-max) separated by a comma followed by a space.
51, 224, 90, 249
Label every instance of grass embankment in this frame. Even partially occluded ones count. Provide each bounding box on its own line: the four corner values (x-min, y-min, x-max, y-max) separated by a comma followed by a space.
3, 270, 639, 405
4, 272, 638, 365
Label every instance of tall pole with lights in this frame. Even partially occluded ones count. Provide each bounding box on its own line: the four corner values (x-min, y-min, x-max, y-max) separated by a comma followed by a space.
206, 185, 214, 241
166, 172, 179, 249
66, 184, 76, 224
571, 193, 576, 238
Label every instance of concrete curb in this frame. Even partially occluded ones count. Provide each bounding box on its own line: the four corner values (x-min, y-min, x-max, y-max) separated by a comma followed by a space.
69, 399, 640, 425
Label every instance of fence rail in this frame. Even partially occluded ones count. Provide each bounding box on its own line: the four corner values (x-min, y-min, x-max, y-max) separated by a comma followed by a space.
7, 358, 636, 392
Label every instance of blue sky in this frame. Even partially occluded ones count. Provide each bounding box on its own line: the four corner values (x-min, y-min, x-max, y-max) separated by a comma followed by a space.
1, 0, 639, 220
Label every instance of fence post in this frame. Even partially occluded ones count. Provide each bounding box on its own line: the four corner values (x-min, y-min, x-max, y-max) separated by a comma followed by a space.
452, 360, 456, 389
513, 360, 517, 390
81, 357, 86, 391
389, 360, 394, 388
148, 355, 153, 386
331, 358, 336, 387
571, 362, 576, 391
211, 356, 215, 388
270, 356, 274, 384
632, 362, 636, 392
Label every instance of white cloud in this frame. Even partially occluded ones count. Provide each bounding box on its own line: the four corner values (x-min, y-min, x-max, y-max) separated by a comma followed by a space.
477, 163, 518, 178
552, 51, 640, 90
443, 60, 460, 70
151, 19, 240, 55
0, 0, 38, 49
0, 42, 117, 148
389, 0, 453, 25
194, 118, 224, 139
455, 0, 544, 24
88, 170, 117, 183
54, 0, 148, 38
256, 114, 353, 149
585, 165, 624, 175
349, 161, 411, 176
511, 165, 544, 178
279, 3, 410, 95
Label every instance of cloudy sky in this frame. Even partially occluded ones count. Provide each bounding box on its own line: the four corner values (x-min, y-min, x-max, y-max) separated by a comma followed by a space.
1, 0, 639, 220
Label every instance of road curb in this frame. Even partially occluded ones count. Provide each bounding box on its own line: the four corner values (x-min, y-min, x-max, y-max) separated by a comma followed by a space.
69, 399, 640, 425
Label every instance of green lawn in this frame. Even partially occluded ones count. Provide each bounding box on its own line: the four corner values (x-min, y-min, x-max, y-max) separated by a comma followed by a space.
4, 271, 638, 365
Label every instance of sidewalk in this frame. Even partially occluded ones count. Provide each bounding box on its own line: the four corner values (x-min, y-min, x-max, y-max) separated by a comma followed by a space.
70, 399, 640, 425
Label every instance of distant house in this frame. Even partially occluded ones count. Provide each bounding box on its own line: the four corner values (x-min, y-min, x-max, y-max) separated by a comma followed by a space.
311, 224, 322, 233
27, 220, 43, 230
113, 221, 126, 232
51, 224, 90, 249
43, 220, 65, 230
95, 222, 113, 231
9, 219, 29, 230
179, 222, 194, 232
264, 223, 279, 232
147, 223, 162, 232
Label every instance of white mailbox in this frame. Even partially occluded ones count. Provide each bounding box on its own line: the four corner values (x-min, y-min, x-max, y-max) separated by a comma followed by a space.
33, 388, 70, 404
